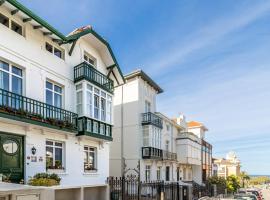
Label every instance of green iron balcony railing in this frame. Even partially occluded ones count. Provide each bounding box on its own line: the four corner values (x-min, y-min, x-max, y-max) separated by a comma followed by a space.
74, 62, 114, 93
77, 116, 112, 141
142, 147, 163, 160
141, 112, 163, 129
0, 88, 77, 132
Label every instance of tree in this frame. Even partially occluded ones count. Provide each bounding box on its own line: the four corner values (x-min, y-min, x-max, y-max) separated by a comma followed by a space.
227, 175, 240, 193
239, 171, 250, 188
249, 176, 270, 186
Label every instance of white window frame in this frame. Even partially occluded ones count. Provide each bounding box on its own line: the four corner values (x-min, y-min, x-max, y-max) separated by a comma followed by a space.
0, 60, 23, 94
46, 140, 65, 170
45, 80, 63, 108
84, 146, 97, 172
157, 166, 161, 180
0, 13, 24, 36
83, 52, 97, 67
145, 165, 151, 181
45, 42, 65, 59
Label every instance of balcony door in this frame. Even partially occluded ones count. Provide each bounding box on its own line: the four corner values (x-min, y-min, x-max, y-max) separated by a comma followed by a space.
0, 132, 24, 183
166, 166, 170, 181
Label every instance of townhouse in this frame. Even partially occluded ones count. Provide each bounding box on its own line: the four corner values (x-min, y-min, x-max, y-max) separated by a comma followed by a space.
0, 0, 124, 186
110, 69, 213, 185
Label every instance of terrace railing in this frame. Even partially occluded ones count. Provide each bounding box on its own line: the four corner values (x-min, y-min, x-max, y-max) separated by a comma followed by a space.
141, 112, 163, 129
0, 88, 77, 132
74, 62, 114, 93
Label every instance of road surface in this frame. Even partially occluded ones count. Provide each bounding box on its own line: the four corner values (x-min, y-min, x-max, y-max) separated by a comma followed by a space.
262, 189, 270, 200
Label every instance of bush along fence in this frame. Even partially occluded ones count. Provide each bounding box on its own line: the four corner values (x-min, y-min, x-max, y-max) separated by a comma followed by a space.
107, 177, 191, 200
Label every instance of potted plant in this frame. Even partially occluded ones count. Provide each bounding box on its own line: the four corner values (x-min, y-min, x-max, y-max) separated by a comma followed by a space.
16, 108, 27, 117
46, 117, 57, 125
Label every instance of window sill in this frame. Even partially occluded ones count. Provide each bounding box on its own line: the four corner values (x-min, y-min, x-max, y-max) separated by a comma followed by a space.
47, 169, 67, 175
83, 170, 99, 176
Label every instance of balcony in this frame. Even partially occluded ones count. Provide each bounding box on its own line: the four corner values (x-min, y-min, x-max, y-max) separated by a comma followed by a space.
0, 88, 77, 132
141, 112, 163, 129
142, 147, 163, 160
74, 62, 114, 93
162, 150, 177, 161
77, 116, 112, 141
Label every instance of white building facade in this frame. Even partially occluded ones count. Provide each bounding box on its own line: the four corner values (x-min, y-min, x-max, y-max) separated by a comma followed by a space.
0, 0, 124, 186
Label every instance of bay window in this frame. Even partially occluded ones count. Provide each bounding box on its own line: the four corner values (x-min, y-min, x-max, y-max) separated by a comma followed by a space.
76, 82, 113, 124
142, 125, 161, 149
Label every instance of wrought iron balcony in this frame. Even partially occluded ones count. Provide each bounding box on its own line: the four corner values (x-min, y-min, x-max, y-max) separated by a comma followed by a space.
77, 116, 112, 141
74, 62, 114, 93
142, 147, 163, 160
141, 112, 163, 129
0, 88, 77, 132
162, 150, 177, 161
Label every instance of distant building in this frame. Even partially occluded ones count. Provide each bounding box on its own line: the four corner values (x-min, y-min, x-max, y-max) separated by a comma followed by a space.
214, 152, 241, 178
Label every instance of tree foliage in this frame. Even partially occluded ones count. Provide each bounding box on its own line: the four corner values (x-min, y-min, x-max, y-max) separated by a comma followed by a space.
226, 175, 240, 193
249, 176, 270, 185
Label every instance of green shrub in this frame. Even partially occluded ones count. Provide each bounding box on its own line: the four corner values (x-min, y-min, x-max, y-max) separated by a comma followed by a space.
29, 178, 58, 186
28, 173, 61, 186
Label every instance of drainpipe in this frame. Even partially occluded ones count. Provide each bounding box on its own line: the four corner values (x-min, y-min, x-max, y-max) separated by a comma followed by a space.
121, 85, 124, 177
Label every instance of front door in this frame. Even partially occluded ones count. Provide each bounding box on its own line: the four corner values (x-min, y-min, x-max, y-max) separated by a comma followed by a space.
0, 132, 24, 183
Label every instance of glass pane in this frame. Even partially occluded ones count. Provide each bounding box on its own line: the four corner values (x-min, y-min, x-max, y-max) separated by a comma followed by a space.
54, 85, 62, 93
76, 84, 82, 90
46, 90, 53, 105
55, 148, 63, 169
12, 66, 22, 76
55, 142, 62, 147
3, 140, 18, 154
84, 151, 88, 163
46, 141, 53, 145
87, 84, 92, 91
84, 55, 88, 61
0, 70, 9, 90
46, 146, 53, 169
0, 13, 9, 27
12, 76, 22, 95
84, 146, 88, 151
86, 120, 92, 132
54, 47, 62, 58
0, 60, 9, 71
46, 81, 53, 90
54, 93, 62, 108
11, 21, 22, 35
46, 43, 53, 53
94, 88, 99, 94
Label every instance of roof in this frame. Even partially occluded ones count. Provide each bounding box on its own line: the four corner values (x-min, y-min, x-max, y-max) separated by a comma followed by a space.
125, 70, 164, 94
4, 0, 125, 83
187, 121, 208, 131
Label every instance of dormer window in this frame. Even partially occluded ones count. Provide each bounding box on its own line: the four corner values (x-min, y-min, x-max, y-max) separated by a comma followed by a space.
84, 52, 96, 67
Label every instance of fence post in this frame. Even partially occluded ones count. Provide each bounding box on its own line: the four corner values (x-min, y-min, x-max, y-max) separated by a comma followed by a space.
122, 177, 125, 200
177, 182, 180, 200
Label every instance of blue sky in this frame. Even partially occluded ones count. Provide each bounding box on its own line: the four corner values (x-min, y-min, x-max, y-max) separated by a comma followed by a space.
18, 0, 270, 175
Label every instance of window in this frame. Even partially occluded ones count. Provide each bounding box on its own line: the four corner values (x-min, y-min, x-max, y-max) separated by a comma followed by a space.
46, 81, 63, 108
0, 13, 9, 27
76, 84, 83, 116
157, 166, 161, 180
145, 100, 151, 112
101, 92, 106, 121
0, 14, 23, 36
0, 60, 23, 94
166, 166, 170, 181
84, 146, 97, 171
165, 140, 169, 151
94, 89, 100, 119
45, 42, 64, 59
166, 124, 170, 131
145, 165, 151, 181
46, 140, 64, 170
11, 21, 22, 35
84, 52, 96, 67
86, 84, 93, 117
143, 126, 150, 146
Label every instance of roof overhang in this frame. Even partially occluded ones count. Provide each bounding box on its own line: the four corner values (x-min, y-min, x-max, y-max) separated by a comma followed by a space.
125, 70, 163, 94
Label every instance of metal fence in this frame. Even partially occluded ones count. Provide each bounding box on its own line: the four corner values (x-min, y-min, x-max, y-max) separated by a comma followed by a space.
107, 177, 190, 200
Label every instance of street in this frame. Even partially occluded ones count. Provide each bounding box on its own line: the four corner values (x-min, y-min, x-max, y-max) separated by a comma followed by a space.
262, 189, 270, 200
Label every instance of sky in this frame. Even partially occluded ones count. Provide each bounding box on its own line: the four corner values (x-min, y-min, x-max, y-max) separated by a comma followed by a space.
18, 0, 270, 175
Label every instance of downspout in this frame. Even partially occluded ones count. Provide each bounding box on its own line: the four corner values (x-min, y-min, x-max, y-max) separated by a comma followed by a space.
121, 84, 124, 177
